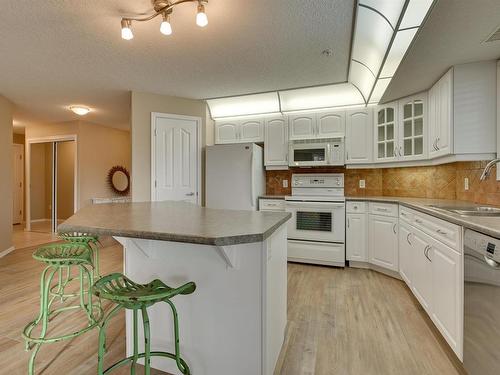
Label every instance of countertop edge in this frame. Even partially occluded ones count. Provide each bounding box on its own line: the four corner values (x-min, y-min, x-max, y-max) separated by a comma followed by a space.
58, 212, 292, 247
346, 196, 500, 238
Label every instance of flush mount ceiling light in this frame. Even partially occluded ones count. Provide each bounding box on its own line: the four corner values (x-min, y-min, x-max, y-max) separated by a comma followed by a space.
69, 105, 91, 116
120, 0, 208, 40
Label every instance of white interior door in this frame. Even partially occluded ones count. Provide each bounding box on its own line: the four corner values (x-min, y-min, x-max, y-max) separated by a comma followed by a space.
153, 114, 199, 203
12, 144, 24, 225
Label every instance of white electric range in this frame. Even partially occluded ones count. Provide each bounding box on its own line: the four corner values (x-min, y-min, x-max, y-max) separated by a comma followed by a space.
285, 174, 345, 267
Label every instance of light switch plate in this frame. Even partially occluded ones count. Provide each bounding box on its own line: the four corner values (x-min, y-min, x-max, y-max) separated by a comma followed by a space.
359, 179, 366, 189
283, 179, 288, 188
464, 177, 469, 191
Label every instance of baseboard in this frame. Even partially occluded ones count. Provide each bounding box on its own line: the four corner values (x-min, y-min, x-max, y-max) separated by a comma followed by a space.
349, 260, 402, 280
0, 246, 15, 258
30, 218, 51, 223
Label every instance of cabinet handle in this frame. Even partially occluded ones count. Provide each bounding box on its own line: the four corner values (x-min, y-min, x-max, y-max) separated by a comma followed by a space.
398, 146, 402, 157
436, 229, 447, 235
376, 207, 388, 212
436, 137, 440, 150
393, 223, 397, 234
347, 218, 350, 228
432, 139, 437, 151
346, 150, 349, 160
406, 232, 412, 245
424, 245, 432, 262
415, 219, 423, 224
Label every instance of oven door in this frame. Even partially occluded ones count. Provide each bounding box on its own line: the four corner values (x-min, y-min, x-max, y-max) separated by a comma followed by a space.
289, 143, 330, 167
286, 201, 345, 242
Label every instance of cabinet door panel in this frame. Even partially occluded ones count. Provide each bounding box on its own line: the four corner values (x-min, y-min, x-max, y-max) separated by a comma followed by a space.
264, 117, 288, 166
215, 122, 239, 144
399, 223, 413, 286
289, 114, 315, 140
369, 215, 398, 271
431, 242, 462, 357
317, 111, 345, 138
346, 213, 367, 262
411, 229, 433, 313
374, 103, 398, 162
398, 93, 427, 161
240, 119, 264, 142
346, 109, 373, 164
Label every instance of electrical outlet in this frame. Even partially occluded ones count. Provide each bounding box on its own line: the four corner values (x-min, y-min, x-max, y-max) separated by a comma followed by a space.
359, 179, 366, 189
283, 179, 288, 188
464, 177, 469, 191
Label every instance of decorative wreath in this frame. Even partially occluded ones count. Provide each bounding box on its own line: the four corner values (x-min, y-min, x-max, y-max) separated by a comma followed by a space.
107, 165, 130, 196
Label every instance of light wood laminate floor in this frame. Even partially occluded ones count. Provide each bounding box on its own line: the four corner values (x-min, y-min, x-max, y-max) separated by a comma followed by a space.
1, 235, 465, 374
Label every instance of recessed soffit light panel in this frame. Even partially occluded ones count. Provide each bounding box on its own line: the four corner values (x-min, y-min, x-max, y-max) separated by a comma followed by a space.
279, 83, 365, 112
369, 78, 391, 104
207, 92, 280, 119
70, 105, 91, 116
359, 0, 406, 29
399, 0, 434, 29
206, 0, 435, 119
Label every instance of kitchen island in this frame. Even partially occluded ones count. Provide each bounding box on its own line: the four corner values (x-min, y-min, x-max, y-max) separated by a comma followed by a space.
59, 201, 291, 375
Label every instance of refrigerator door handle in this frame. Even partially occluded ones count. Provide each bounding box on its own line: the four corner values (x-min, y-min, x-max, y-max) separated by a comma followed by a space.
250, 150, 256, 207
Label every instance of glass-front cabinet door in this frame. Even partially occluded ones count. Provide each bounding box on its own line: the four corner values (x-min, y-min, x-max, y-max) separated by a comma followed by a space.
374, 103, 398, 162
398, 93, 427, 161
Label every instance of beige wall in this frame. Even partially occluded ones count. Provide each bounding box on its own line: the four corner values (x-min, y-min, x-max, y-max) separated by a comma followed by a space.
26, 120, 131, 213
130, 91, 210, 202
78, 121, 131, 207
0, 96, 13, 252
13, 133, 25, 145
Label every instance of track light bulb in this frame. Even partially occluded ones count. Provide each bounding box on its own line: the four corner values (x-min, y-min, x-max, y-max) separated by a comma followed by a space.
196, 3, 208, 27
160, 13, 173, 35
121, 19, 134, 40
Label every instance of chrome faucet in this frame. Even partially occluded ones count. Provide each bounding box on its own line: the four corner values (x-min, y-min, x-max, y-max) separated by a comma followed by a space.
480, 158, 500, 180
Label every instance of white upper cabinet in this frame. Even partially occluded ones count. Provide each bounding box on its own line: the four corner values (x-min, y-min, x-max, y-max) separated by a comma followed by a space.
215, 118, 264, 144
317, 111, 345, 138
215, 121, 239, 144
429, 69, 453, 158
346, 108, 373, 164
288, 114, 316, 140
264, 117, 288, 167
289, 111, 345, 140
240, 119, 264, 142
374, 102, 398, 162
398, 92, 427, 161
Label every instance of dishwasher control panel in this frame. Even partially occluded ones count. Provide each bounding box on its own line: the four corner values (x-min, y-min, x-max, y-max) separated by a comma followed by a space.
465, 229, 500, 262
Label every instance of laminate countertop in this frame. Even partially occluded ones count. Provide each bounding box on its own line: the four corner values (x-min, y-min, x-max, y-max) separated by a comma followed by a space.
58, 201, 291, 246
346, 196, 500, 239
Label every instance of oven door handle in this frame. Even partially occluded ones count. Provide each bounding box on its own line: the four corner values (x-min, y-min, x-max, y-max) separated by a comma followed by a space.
285, 201, 345, 209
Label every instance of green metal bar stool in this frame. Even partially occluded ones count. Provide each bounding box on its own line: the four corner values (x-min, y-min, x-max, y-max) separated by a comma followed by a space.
22, 243, 103, 375
94, 273, 196, 375
58, 231, 102, 277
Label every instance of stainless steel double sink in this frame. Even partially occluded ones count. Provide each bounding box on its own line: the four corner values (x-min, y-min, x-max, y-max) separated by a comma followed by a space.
429, 205, 500, 217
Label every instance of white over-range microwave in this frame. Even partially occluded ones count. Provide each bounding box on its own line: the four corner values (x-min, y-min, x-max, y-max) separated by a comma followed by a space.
288, 138, 345, 167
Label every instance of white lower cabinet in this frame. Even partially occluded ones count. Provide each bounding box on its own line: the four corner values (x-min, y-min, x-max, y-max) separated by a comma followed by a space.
399, 205, 463, 360
369, 214, 399, 272
430, 239, 462, 357
346, 213, 367, 261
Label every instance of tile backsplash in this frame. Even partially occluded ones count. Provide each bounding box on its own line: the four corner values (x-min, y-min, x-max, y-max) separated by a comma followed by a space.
266, 161, 500, 206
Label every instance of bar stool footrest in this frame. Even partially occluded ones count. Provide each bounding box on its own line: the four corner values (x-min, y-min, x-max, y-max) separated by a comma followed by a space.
104, 351, 190, 374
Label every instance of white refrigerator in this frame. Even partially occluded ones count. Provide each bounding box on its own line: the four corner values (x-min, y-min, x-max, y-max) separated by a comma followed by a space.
206, 143, 265, 211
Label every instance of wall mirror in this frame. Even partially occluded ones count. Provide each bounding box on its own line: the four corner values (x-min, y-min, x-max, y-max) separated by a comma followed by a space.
107, 166, 130, 196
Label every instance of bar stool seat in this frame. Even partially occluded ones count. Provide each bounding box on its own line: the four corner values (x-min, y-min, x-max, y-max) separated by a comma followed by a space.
94, 273, 196, 375
22, 243, 102, 375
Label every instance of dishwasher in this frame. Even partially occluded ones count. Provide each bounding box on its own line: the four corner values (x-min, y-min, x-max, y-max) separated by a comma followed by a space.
464, 229, 500, 375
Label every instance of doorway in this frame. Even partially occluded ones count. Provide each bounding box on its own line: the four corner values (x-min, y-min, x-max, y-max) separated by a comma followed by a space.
151, 113, 201, 204
12, 144, 24, 225
27, 137, 77, 233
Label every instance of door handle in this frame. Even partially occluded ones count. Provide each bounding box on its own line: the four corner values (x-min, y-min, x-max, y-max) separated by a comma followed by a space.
424, 245, 432, 262
185, 192, 195, 196
484, 255, 500, 269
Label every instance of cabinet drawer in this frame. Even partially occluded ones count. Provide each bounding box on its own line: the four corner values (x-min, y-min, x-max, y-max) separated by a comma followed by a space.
369, 202, 398, 217
259, 199, 285, 211
412, 211, 460, 251
347, 201, 367, 213
287, 240, 345, 266
399, 206, 414, 223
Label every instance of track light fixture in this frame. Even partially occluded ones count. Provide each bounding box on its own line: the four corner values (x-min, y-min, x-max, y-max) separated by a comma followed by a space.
120, 0, 208, 40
